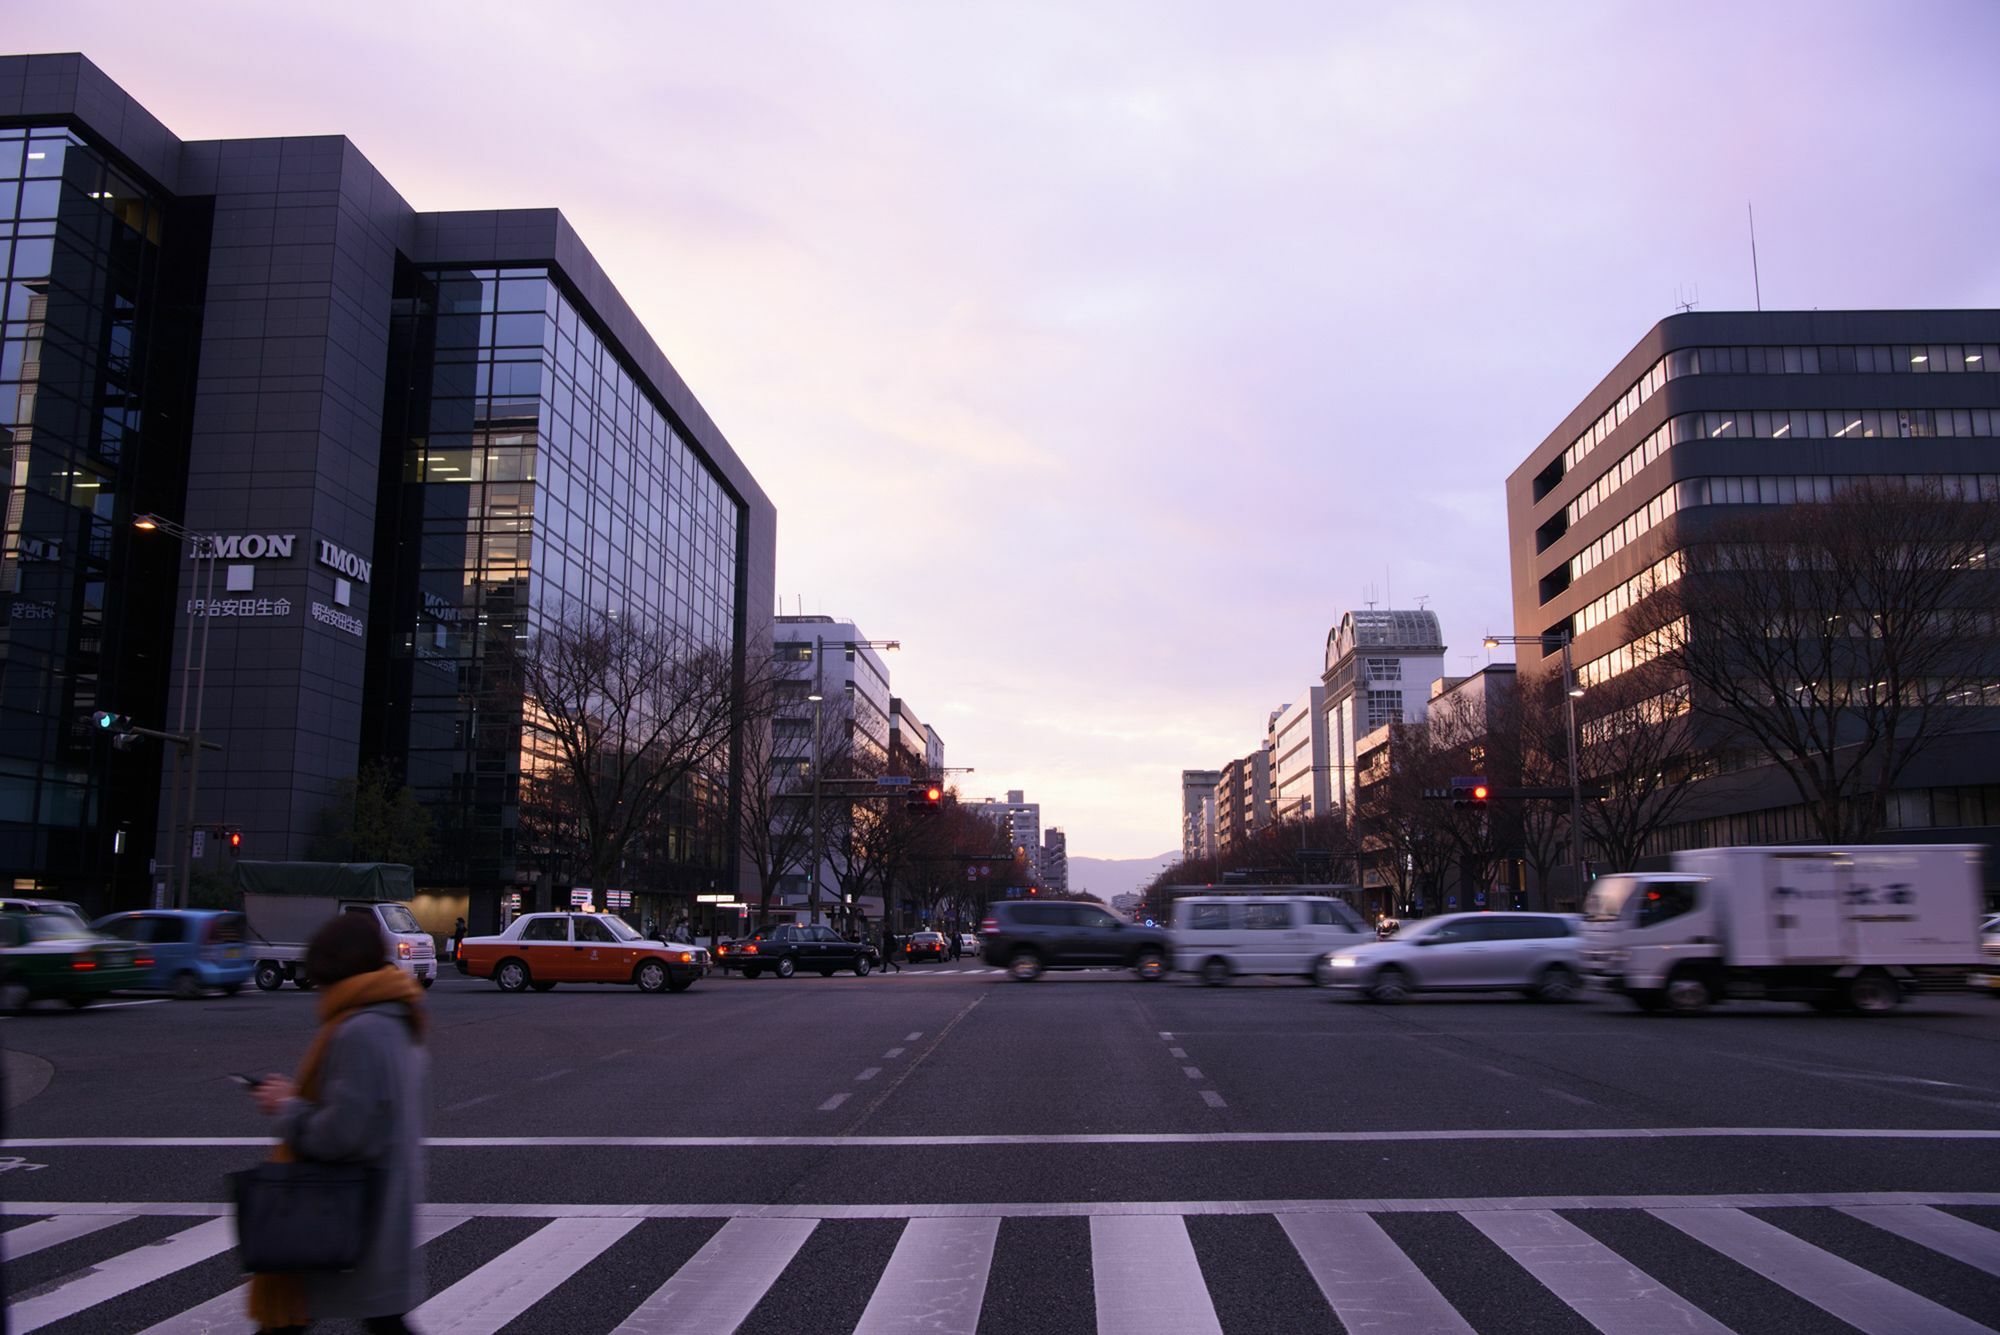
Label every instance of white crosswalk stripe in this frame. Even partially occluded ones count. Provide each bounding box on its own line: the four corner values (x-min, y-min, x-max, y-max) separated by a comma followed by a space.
6, 1195, 1997, 1335
1653, 1206, 1998, 1335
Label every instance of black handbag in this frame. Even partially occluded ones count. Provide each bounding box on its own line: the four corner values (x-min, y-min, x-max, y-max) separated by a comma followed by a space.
230, 1161, 377, 1272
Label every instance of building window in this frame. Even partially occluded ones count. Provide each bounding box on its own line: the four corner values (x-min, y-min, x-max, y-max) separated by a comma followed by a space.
1364, 657, 1402, 682
1364, 690, 1403, 730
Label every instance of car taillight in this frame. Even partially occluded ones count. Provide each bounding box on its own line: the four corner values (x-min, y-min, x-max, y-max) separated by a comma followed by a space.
135, 957, 154, 967
73, 960, 97, 970
744, 944, 758, 954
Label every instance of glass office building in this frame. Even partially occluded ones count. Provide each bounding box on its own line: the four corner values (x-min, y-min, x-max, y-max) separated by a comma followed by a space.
0, 55, 776, 921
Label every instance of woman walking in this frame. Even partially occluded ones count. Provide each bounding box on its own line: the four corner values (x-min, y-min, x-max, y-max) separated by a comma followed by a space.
247, 913, 429, 1333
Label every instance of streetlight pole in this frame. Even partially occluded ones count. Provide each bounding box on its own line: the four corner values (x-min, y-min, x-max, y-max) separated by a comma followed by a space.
135, 514, 219, 909
1484, 631, 1588, 908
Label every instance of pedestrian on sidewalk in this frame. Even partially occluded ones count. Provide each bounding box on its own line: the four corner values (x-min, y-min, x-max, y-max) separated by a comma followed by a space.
246, 913, 429, 1334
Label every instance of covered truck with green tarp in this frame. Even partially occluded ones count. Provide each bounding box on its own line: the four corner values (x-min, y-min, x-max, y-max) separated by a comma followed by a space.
233, 861, 437, 991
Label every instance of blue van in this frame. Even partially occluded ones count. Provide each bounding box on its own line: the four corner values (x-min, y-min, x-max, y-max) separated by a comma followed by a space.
90, 910, 255, 998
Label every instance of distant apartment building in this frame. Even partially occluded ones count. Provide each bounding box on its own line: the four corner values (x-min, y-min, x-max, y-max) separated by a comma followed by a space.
888, 696, 943, 776
1268, 689, 1328, 820
1322, 610, 1447, 813
1213, 751, 1271, 855
771, 616, 895, 912
1180, 769, 1222, 861
969, 789, 1043, 876
1041, 828, 1069, 895
1506, 310, 2000, 864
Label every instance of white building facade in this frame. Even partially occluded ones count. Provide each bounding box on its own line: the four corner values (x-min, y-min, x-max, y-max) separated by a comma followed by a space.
1268, 689, 1329, 820
1180, 769, 1222, 860
1321, 610, 1446, 813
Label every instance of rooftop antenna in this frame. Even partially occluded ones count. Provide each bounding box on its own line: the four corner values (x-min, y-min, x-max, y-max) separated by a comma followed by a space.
1362, 582, 1378, 611
1415, 594, 1431, 610
1674, 283, 1699, 315
1747, 202, 1763, 311
1463, 654, 1480, 674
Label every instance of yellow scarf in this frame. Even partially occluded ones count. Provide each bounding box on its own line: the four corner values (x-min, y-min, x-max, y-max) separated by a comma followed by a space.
247, 966, 426, 1329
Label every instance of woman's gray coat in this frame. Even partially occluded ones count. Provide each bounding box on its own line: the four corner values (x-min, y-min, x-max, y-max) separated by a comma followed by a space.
277, 1001, 428, 1319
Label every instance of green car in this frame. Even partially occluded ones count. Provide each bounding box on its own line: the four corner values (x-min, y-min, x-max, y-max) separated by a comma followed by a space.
0, 906, 148, 1011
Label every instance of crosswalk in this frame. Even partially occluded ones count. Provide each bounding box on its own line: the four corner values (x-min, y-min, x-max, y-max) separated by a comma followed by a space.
6, 1193, 1998, 1333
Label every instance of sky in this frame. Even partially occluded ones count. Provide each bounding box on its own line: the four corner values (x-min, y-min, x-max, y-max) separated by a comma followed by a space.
19, 1, 2000, 858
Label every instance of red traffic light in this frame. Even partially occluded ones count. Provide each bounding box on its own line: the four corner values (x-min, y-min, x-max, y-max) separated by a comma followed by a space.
1472, 785, 1489, 801
228, 829, 243, 852
924, 786, 942, 804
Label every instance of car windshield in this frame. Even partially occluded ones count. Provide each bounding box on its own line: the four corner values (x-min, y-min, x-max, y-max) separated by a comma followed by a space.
376, 904, 421, 934
1583, 879, 1637, 922
603, 917, 643, 941
22, 915, 94, 942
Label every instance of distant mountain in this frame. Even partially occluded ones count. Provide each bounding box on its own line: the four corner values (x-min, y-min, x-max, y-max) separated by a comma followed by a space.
1065, 851, 1176, 906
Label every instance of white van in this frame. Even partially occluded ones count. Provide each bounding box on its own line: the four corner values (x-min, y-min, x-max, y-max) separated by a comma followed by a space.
1171, 895, 1369, 984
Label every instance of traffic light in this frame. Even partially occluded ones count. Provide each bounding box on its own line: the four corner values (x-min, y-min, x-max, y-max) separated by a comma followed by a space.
88, 710, 141, 751
227, 828, 243, 855
907, 784, 945, 815
1450, 776, 1490, 808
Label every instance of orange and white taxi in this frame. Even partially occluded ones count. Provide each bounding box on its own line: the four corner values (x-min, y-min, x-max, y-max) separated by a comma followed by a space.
459, 912, 706, 994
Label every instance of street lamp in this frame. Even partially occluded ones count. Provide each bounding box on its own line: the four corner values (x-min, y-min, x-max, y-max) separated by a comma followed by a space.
805, 636, 899, 926
1483, 630, 1587, 902
133, 513, 221, 909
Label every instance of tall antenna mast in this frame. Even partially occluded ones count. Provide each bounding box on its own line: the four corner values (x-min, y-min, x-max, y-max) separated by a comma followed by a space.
1747, 202, 1763, 312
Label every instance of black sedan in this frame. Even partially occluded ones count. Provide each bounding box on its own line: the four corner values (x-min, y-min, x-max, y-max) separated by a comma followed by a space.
738, 923, 875, 978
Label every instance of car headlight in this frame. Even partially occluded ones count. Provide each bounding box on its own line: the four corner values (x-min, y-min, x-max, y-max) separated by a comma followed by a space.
677, 951, 694, 964
1328, 956, 1359, 969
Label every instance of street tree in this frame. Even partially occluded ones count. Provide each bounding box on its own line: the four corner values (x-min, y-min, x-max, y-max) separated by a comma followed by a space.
308, 760, 433, 867
1629, 478, 2000, 842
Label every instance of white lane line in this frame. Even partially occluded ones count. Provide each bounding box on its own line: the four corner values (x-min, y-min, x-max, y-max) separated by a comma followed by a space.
412, 1216, 640, 1335
532, 1068, 574, 1084
614, 1216, 817, 1335
1182, 1066, 1203, 1080
1464, 1208, 1730, 1334
1472, 1063, 1521, 1081
884, 1047, 906, 1059
1168, 1047, 1187, 1059
1839, 1204, 2000, 1277
1090, 1214, 1223, 1335
1282, 1210, 1475, 1335
0, 1212, 129, 1260
12, 1192, 2000, 1223
905, 1032, 923, 1041
82, 998, 169, 1009
853, 1216, 999, 1335
1652, 1206, 1993, 1335
1542, 1087, 1598, 1108
444, 1093, 498, 1112
21, 1127, 2000, 1149
1158, 1031, 1173, 1039
857, 1067, 882, 1082
133, 1215, 470, 1335
819, 1092, 852, 1112
9, 1216, 235, 1334
602, 1048, 634, 1061
1200, 1091, 1227, 1109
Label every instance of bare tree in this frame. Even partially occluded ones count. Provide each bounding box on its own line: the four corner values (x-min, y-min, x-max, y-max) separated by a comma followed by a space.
736, 661, 853, 924
1572, 659, 1701, 872
511, 605, 748, 897
1631, 479, 2000, 842
1507, 673, 1574, 906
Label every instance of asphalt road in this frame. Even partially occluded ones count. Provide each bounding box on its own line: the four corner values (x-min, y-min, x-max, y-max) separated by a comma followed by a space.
5, 959, 2000, 1333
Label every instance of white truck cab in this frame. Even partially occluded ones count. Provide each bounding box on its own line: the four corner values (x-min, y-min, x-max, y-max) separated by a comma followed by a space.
1581, 845, 1984, 1014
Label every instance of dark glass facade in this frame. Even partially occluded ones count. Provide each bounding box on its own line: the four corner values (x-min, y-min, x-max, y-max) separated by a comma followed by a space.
0, 123, 203, 897
369, 266, 744, 911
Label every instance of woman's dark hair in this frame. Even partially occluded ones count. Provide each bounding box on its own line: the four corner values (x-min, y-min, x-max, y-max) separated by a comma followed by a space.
305, 913, 390, 986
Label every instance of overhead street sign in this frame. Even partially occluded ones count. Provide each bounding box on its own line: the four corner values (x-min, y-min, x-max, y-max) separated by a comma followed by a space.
875, 775, 913, 787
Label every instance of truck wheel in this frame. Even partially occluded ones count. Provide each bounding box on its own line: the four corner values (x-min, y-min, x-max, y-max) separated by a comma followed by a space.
171, 971, 204, 1001
635, 960, 668, 993
1200, 957, 1231, 987
1367, 966, 1411, 1003
254, 962, 284, 992
495, 958, 531, 993
1664, 973, 1711, 1014
1845, 972, 1901, 1015
776, 957, 796, 979
1134, 950, 1166, 982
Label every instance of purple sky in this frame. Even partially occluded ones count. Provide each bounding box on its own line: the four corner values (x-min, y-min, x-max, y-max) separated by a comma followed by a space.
23, 2, 2000, 858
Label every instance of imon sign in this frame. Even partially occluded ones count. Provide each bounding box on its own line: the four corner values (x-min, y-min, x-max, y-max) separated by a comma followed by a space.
195, 533, 295, 560
317, 539, 372, 583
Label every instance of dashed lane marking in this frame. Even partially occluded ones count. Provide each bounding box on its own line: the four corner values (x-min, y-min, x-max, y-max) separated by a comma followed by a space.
1182, 1067, 1204, 1080
857, 1067, 882, 1082
884, 1048, 905, 1059
819, 1093, 851, 1112
1200, 1091, 1227, 1110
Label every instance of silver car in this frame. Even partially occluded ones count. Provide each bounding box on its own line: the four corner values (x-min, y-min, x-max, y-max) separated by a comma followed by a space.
1317, 912, 1583, 1002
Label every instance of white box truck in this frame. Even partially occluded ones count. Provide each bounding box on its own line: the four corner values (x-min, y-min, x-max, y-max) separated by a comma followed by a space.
1579, 844, 1984, 1014
236, 861, 438, 992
